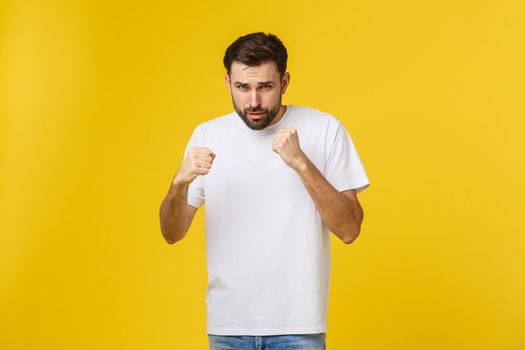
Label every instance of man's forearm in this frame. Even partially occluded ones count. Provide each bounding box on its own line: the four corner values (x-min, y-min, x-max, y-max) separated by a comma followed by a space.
294, 156, 363, 244
159, 180, 191, 244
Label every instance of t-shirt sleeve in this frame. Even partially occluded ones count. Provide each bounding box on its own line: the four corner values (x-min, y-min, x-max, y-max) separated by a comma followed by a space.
324, 118, 370, 193
182, 126, 205, 208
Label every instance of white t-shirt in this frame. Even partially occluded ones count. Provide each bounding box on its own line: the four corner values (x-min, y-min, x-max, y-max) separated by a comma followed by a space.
183, 104, 370, 336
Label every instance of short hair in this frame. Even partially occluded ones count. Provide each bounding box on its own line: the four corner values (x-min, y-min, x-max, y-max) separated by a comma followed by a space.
223, 32, 288, 79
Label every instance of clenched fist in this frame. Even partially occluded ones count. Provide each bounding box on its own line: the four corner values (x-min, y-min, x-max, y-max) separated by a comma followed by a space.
272, 128, 307, 170
173, 146, 216, 186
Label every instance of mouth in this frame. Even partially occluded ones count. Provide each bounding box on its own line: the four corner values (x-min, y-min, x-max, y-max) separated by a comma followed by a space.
247, 112, 266, 120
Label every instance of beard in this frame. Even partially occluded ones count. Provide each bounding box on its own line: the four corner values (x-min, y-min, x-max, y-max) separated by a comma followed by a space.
232, 94, 282, 130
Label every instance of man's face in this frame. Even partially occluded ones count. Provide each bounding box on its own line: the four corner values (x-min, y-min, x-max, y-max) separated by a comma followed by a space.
225, 60, 290, 130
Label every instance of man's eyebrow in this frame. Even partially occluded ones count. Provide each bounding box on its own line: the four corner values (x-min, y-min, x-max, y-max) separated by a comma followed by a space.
233, 81, 275, 86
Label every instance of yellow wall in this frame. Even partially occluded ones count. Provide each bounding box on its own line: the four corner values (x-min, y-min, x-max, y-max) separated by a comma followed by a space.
1, 0, 524, 349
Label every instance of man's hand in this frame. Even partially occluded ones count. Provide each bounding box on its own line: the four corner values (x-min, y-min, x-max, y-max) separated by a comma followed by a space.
173, 146, 215, 186
272, 128, 307, 171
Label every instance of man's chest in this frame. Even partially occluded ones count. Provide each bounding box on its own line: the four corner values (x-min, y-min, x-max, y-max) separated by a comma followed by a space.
202, 131, 327, 201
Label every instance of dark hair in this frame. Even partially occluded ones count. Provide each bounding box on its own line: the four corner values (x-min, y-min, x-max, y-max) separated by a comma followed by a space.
223, 32, 288, 79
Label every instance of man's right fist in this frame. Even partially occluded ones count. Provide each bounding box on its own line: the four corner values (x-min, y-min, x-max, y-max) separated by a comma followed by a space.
173, 147, 216, 186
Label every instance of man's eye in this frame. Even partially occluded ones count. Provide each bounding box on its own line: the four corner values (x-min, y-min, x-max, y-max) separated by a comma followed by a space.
236, 85, 271, 90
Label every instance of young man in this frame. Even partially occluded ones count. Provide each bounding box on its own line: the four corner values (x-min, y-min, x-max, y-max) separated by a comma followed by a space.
159, 32, 370, 350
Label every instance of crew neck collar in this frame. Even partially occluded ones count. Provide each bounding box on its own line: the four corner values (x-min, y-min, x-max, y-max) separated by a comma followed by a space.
231, 104, 294, 135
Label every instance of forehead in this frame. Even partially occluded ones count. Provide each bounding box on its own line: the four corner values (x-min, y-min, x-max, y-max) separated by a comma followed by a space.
229, 60, 279, 83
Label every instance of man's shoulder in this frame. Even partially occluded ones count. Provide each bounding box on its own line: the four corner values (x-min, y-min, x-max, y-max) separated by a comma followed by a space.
292, 105, 341, 126
193, 110, 236, 131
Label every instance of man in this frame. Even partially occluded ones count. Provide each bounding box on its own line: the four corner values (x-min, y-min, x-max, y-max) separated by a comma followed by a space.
159, 32, 370, 350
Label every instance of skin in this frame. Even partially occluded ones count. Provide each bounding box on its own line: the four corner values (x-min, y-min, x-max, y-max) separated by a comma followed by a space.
159, 60, 364, 244
271, 128, 364, 243
225, 60, 290, 130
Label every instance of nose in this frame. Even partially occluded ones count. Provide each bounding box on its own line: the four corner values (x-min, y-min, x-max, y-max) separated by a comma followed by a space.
248, 89, 261, 110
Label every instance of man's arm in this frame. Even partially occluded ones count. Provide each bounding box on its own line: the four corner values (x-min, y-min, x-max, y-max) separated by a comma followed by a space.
271, 128, 364, 244
159, 178, 199, 244
159, 146, 215, 244
295, 157, 363, 244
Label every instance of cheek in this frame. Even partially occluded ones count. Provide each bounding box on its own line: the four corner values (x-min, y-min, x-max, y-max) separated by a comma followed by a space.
232, 92, 246, 105
270, 89, 282, 99
262, 90, 279, 103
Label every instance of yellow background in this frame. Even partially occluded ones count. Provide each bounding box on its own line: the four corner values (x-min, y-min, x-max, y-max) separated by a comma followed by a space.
1, 0, 524, 349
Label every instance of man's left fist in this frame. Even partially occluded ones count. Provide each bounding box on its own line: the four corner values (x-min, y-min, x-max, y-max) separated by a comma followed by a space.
271, 128, 307, 170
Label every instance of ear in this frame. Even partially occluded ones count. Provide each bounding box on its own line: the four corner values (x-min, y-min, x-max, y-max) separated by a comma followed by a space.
225, 73, 232, 93
281, 72, 290, 95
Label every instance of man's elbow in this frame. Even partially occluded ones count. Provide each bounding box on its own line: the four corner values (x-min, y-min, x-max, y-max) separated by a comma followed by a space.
163, 233, 184, 245
165, 236, 176, 245
343, 210, 364, 244
160, 226, 185, 245
342, 228, 361, 244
